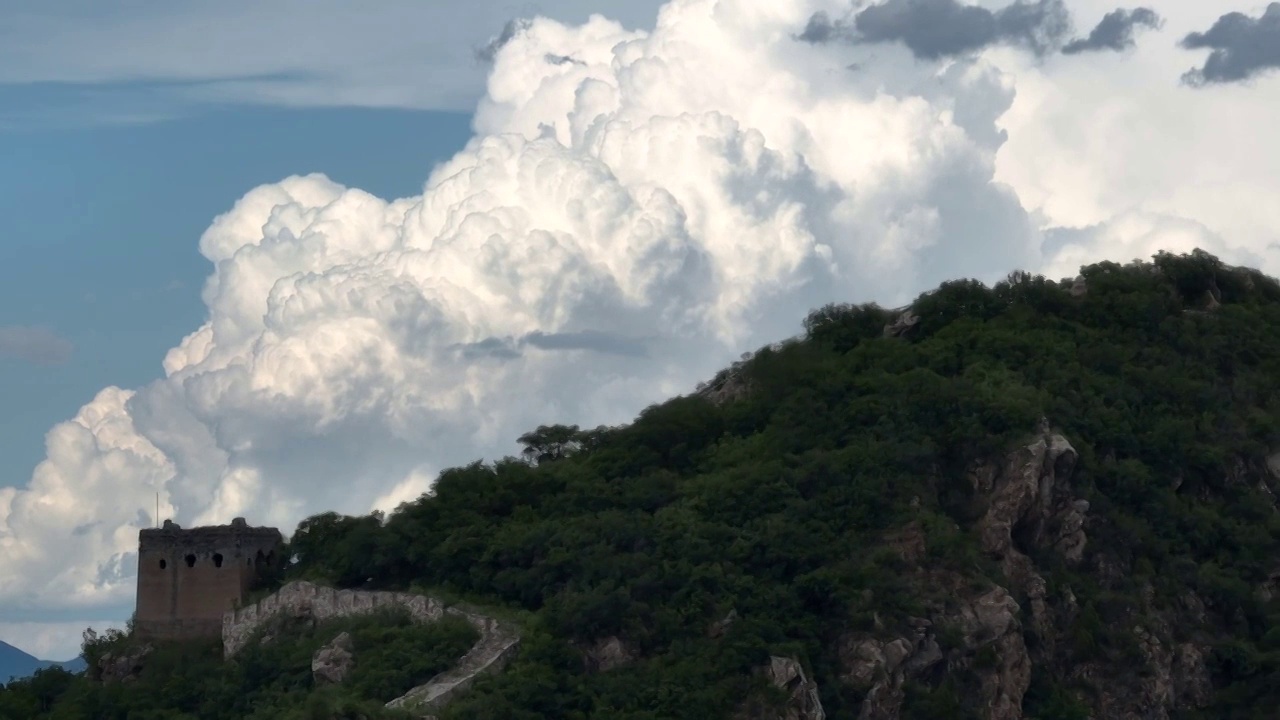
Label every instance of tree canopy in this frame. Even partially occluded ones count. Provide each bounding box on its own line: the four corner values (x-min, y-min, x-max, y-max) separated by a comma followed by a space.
4, 250, 1279, 719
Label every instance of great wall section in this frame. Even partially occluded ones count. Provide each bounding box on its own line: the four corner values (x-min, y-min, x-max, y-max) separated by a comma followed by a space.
222, 580, 522, 715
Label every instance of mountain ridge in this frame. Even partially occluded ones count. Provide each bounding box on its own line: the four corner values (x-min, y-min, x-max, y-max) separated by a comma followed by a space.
1, 248, 1278, 719
0, 640, 86, 686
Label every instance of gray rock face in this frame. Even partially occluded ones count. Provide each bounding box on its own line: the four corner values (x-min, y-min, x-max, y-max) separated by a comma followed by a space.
708, 608, 739, 638
1069, 612, 1213, 720
1069, 275, 1088, 297
836, 424, 1104, 719
967, 428, 1084, 718
583, 636, 637, 673
885, 522, 927, 565
829, 420, 1239, 720
971, 426, 1087, 649
1260, 451, 1280, 513
96, 644, 152, 684
840, 582, 1028, 720
1265, 451, 1280, 481
965, 589, 1030, 720
882, 310, 920, 338
311, 632, 354, 685
974, 427, 1084, 571
736, 656, 826, 720
1259, 567, 1280, 603
699, 371, 754, 406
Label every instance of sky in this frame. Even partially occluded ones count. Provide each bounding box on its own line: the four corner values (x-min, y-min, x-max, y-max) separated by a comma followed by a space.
0, 0, 1277, 661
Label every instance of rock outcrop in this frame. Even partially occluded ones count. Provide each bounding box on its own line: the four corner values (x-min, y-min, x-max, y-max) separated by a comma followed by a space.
736, 656, 826, 720
882, 310, 919, 338
582, 636, 637, 674
708, 608, 739, 639
970, 422, 1086, 648
836, 424, 1099, 719
1061, 581, 1215, 720
95, 644, 152, 684
840, 582, 1029, 720
1260, 566, 1280, 603
312, 631, 354, 685
1068, 275, 1088, 297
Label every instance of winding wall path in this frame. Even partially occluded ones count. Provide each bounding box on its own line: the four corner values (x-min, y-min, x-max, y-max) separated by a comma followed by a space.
222, 581, 520, 715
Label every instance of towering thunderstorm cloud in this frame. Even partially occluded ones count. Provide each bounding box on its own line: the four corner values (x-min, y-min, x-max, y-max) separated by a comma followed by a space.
2, 0, 1276, 654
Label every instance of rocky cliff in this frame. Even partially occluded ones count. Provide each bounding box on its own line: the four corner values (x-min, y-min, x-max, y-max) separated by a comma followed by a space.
822, 421, 1241, 720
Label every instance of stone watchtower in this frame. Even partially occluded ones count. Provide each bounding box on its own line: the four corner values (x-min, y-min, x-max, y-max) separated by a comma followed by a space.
134, 517, 283, 640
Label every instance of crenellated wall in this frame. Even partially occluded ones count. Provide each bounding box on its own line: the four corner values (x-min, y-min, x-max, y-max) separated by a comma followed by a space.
222, 580, 521, 715
222, 581, 447, 655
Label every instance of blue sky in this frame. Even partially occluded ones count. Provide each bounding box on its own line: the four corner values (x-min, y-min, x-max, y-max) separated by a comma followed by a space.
1, 0, 1278, 662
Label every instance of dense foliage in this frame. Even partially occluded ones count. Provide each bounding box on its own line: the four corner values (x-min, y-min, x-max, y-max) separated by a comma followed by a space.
0, 610, 476, 720
4, 250, 1279, 718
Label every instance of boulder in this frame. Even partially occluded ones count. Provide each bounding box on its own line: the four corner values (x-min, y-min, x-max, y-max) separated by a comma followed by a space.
312, 632, 355, 685
97, 644, 153, 684
883, 310, 920, 338
583, 636, 637, 674
708, 608, 739, 639
1069, 275, 1088, 297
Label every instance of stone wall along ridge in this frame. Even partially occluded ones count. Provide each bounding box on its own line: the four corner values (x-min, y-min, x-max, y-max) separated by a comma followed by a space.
222, 581, 521, 715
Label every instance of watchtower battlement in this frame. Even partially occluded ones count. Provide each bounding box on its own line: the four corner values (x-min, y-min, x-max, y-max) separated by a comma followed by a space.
135, 517, 283, 641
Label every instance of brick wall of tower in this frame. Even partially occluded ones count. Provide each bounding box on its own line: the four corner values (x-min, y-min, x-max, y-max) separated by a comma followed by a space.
134, 518, 282, 641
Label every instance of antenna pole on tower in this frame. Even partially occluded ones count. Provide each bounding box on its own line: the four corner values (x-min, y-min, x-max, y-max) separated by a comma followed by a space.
156, 492, 160, 529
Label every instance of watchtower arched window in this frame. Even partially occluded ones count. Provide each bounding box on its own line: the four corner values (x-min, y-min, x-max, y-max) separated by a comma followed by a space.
184, 554, 196, 567
159, 559, 167, 569
213, 553, 224, 568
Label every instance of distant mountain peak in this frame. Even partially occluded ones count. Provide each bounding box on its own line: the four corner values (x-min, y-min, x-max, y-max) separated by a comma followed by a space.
1, 639, 86, 685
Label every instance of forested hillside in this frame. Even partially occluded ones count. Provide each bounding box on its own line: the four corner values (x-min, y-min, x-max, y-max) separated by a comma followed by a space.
3, 249, 1279, 719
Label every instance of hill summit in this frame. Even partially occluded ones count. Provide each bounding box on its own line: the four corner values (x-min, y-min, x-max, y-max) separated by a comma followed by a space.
1, 249, 1278, 719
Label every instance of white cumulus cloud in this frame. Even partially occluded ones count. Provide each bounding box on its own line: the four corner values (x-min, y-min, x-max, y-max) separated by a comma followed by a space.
3, 0, 1278, 660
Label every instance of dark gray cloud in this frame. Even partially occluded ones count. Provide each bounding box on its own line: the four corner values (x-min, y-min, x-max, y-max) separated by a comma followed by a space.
523, 330, 648, 357
800, 0, 1072, 59
796, 11, 846, 44
989, 0, 1073, 55
1063, 7, 1161, 54
544, 53, 585, 66
453, 330, 648, 361
475, 18, 532, 64
0, 325, 73, 366
476, 21, 585, 68
453, 336, 521, 361
72, 522, 101, 537
1180, 3, 1280, 86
